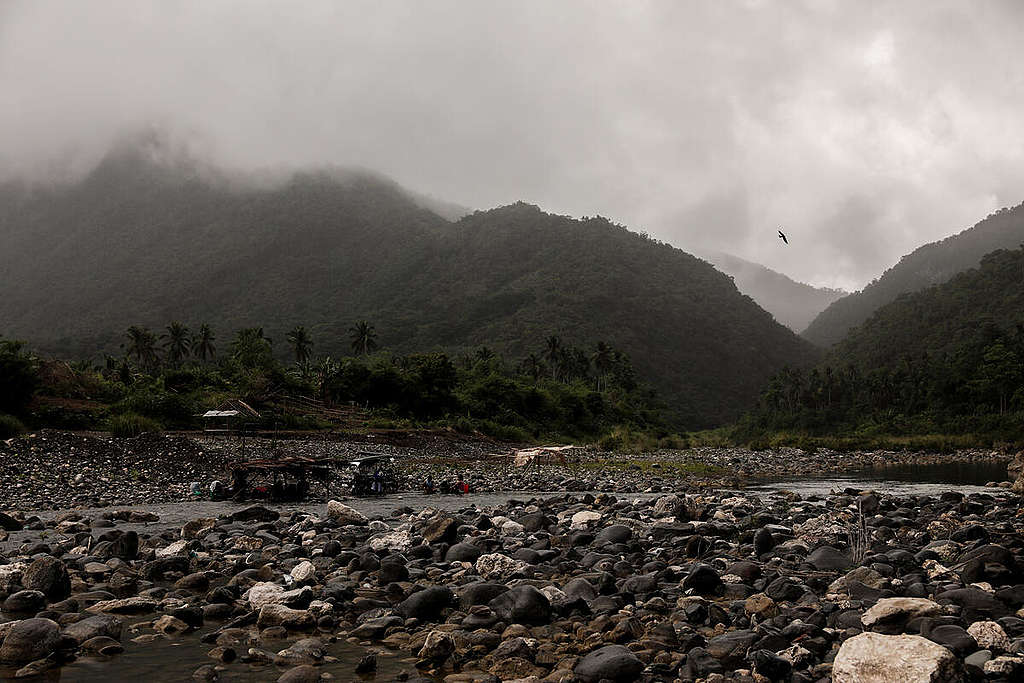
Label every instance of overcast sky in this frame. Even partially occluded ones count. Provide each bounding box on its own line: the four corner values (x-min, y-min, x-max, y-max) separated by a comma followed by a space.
3, 0, 1023, 290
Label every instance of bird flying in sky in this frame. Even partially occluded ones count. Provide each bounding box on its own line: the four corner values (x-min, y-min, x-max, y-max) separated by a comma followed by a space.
778, 229, 788, 244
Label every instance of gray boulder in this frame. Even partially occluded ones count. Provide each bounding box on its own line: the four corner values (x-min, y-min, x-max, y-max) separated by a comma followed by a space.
0, 618, 62, 664
575, 644, 644, 682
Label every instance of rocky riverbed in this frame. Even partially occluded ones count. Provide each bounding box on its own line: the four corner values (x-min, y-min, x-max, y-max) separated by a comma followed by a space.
1, 486, 1024, 681
0, 429, 1015, 511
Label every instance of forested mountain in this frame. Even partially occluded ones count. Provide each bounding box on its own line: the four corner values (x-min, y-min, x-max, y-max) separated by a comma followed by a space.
0, 143, 816, 426
700, 251, 846, 332
802, 202, 1024, 346
745, 246, 1024, 437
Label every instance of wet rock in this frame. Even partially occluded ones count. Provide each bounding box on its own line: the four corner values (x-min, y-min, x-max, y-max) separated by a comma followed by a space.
807, 545, 852, 571
81, 636, 124, 655
0, 511, 23, 531
593, 524, 632, 546
457, 582, 509, 609
420, 513, 460, 544
62, 614, 123, 644
749, 649, 792, 681
277, 664, 322, 683
21, 556, 71, 601
3, 590, 46, 613
247, 583, 312, 610
754, 527, 775, 555
0, 618, 62, 664
87, 597, 158, 614
925, 624, 976, 656
833, 632, 962, 683
574, 644, 644, 683
418, 630, 455, 660
682, 563, 721, 594
398, 586, 454, 621
354, 654, 376, 673
707, 630, 758, 667
153, 614, 191, 635
257, 605, 315, 630
683, 646, 723, 679
445, 542, 482, 563
488, 584, 551, 625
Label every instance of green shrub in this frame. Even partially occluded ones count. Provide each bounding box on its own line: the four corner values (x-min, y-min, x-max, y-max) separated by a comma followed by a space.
0, 413, 26, 438
108, 413, 163, 438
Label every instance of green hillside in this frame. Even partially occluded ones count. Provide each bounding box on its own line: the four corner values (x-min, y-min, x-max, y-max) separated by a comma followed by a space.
802, 202, 1024, 346
0, 144, 817, 427
744, 246, 1024, 439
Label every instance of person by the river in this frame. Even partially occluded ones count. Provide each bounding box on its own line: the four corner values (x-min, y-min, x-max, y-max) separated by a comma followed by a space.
424, 474, 435, 494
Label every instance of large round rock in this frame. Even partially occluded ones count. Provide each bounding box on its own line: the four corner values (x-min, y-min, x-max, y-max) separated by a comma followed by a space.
0, 618, 62, 664
488, 585, 551, 625
833, 632, 963, 683
575, 644, 644, 682
397, 586, 454, 622
22, 556, 71, 601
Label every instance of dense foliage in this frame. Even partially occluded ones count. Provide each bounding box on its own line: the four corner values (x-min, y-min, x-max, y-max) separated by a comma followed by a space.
0, 142, 815, 426
803, 202, 1024, 346
1, 323, 668, 443
743, 247, 1024, 442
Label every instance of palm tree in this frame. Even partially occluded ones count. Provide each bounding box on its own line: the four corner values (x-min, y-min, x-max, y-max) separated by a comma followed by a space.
475, 346, 495, 363
161, 322, 191, 366
545, 335, 562, 379
316, 356, 340, 400
592, 341, 613, 391
286, 325, 313, 363
122, 326, 159, 372
349, 321, 378, 355
192, 324, 216, 363
230, 327, 273, 368
519, 353, 544, 382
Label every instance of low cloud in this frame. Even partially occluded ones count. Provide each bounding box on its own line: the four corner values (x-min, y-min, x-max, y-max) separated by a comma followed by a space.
2, 0, 1023, 289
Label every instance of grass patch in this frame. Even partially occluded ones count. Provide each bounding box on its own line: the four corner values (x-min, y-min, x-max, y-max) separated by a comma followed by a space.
0, 413, 26, 439
108, 412, 163, 438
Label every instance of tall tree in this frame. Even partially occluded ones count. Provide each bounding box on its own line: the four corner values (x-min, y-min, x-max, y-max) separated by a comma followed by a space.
545, 335, 562, 380
349, 321, 378, 356
519, 353, 544, 382
230, 327, 273, 369
162, 321, 191, 366
592, 341, 613, 391
191, 323, 216, 363
286, 325, 313, 363
122, 326, 159, 372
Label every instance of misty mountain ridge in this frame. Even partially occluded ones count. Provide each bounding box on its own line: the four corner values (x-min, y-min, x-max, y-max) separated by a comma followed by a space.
698, 250, 847, 333
803, 201, 1024, 346
0, 142, 817, 427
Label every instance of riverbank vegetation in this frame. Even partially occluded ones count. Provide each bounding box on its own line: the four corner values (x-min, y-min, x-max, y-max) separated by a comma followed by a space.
0, 323, 671, 445
737, 247, 1024, 450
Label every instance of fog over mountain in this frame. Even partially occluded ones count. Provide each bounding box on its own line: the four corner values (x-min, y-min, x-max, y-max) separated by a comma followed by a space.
4, 1, 1024, 289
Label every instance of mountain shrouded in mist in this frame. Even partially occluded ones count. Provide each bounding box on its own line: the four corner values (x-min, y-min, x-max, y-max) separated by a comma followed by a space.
803, 202, 1024, 346
0, 142, 817, 427
700, 251, 847, 333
